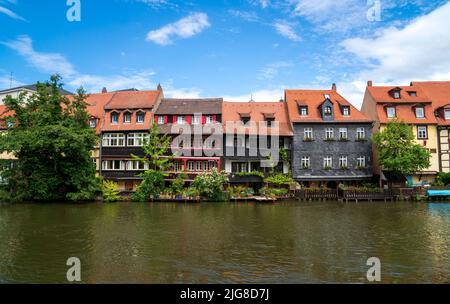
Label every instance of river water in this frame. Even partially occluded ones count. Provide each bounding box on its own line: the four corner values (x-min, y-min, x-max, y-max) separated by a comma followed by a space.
0, 201, 448, 284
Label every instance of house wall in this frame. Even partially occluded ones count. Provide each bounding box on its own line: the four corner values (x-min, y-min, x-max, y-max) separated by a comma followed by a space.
361, 90, 381, 175
292, 123, 373, 182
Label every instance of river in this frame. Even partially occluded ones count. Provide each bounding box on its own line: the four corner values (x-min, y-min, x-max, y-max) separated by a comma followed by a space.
0, 201, 448, 283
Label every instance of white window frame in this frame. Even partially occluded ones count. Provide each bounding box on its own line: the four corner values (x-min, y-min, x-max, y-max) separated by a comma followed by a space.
193, 116, 201, 125
342, 107, 350, 116
102, 133, 126, 147
445, 110, 450, 120
304, 127, 313, 140
177, 116, 186, 125
357, 128, 366, 140
137, 112, 145, 124
357, 156, 366, 168
111, 113, 119, 124
89, 119, 97, 128
205, 115, 213, 124
339, 156, 348, 168
300, 107, 308, 116
415, 107, 425, 119
301, 156, 310, 169
158, 116, 164, 125
123, 112, 132, 124
417, 126, 428, 139
102, 160, 125, 171
393, 91, 400, 99
324, 157, 332, 169
339, 128, 348, 140
127, 133, 149, 147
127, 160, 148, 171
325, 128, 334, 140
387, 107, 396, 119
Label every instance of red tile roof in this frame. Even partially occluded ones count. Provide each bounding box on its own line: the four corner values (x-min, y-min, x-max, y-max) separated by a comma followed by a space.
285, 89, 371, 123
222, 101, 293, 136
104, 90, 161, 110
411, 81, 450, 126
366, 85, 437, 125
102, 110, 153, 132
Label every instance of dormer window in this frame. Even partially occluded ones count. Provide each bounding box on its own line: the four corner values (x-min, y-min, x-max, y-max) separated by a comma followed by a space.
157, 116, 164, 125
324, 106, 332, 116
445, 109, 450, 120
205, 115, 213, 124
111, 112, 119, 124
137, 112, 145, 124
415, 107, 425, 119
124, 112, 132, 124
266, 118, 275, 127
324, 94, 330, 99
299, 106, 308, 116
89, 119, 97, 128
408, 91, 417, 97
387, 107, 396, 119
342, 106, 350, 116
393, 91, 401, 99
177, 116, 186, 125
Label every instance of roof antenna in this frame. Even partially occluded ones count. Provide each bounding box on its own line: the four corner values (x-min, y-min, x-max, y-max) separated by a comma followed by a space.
250, 94, 255, 103
9, 72, 13, 89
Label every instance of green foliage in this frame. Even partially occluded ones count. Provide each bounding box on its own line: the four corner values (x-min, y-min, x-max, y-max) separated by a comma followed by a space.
433, 172, 450, 186
374, 121, 431, 176
0, 75, 99, 202
132, 170, 165, 202
132, 123, 172, 171
259, 187, 289, 198
169, 173, 187, 196
191, 168, 229, 201
264, 174, 295, 186
102, 180, 121, 203
229, 186, 255, 198
235, 171, 265, 178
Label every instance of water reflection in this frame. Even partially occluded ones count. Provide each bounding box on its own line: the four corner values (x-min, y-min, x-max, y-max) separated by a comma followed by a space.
0, 201, 448, 283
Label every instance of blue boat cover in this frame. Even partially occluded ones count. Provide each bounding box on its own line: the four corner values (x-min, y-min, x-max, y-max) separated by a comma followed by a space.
427, 190, 450, 197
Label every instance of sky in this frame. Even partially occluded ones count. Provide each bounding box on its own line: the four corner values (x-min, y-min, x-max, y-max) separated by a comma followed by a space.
1, 0, 450, 108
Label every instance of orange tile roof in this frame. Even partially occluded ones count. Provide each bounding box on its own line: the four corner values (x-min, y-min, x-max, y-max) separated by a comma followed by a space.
102, 110, 153, 132
285, 89, 371, 123
366, 85, 437, 125
104, 90, 160, 110
411, 81, 450, 126
222, 101, 293, 136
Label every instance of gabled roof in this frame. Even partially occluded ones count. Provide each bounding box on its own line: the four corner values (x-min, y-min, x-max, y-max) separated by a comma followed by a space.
367, 85, 430, 103
222, 101, 293, 136
155, 98, 223, 115
104, 90, 161, 110
411, 81, 450, 126
285, 89, 371, 123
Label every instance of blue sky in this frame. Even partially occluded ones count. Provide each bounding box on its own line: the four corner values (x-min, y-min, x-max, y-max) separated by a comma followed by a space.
1, 0, 450, 107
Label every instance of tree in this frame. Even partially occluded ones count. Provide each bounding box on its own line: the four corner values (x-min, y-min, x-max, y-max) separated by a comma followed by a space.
132, 123, 172, 202
191, 168, 229, 202
0, 75, 99, 202
102, 180, 120, 203
373, 121, 431, 176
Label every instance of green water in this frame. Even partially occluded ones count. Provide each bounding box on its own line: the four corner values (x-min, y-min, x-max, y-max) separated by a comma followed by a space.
0, 201, 448, 284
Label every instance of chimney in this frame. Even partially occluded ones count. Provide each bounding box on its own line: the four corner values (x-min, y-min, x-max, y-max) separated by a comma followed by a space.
102, 87, 108, 94
157, 83, 163, 91
331, 83, 337, 91
367, 80, 373, 87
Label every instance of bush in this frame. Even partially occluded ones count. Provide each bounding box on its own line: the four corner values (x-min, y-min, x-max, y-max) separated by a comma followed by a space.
102, 180, 121, 203
132, 170, 165, 202
191, 169, 229, 202
434, 172, 450, 186
264, 174, 295, 186
169, 173, 187, 197
259, 187, 289, 198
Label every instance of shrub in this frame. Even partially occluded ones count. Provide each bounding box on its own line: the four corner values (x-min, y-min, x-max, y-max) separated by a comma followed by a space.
191, 168, 229, 202
132, 170, 165, 202
102, 180, 120, 203
264, 174, 295, 186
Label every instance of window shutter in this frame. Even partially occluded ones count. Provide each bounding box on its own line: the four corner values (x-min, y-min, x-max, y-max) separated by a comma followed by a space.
154, 116, 159, 124
164, 115, 168, 124
173, 115, 178, 124
202, 115, 206, 125
212, 115, 217, 123
186, 115, 192, 124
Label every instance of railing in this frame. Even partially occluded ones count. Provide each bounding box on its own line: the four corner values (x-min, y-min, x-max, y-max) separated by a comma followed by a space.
342, 189, 393, 201
295, 189, 339, 200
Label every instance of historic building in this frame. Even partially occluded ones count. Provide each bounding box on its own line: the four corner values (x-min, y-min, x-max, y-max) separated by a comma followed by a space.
411, 81, 450, 173
361, 81, 439, 186
153, 98, 223, 183
286, 85, 374, 188
100, 87, 163, 191
221, 101, 293, 185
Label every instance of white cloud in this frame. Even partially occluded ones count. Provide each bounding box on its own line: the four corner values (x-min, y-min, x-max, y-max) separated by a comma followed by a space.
3, 36, 76, 78
146, 12, 210, 45
337, 1, 450, 108
223, 88, 284, 102
228, 10, 259, 22
258, 61, 292, 80
273, 21, 301, 41
0, 4, 25, 21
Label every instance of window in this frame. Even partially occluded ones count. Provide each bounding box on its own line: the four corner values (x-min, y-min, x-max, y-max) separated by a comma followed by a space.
266, 118, 275, 127
339, 128, 348, 140
177, 116, 186, 125
408, 91, 417, 97
127, 160, 147, 171
304, 128, 313, 140
205, 115, 213, 124
301, 156, 310, 169
415, 107, 425, 118
157, 116, 164, 125
393, 91, 401, 99
324, 106, 332, 116
89, 119, 97, 128
342, 106, 350, 116
193, 116, 201, 125
102, 133, 125, 147
111, 113, 119, 124
102, 160, 124, 171
137, 112, 145, 124
299, 106, 308, 116
387, 107, 396, 119
241, 117, 250, 124
127, 133, 149, 147
324, 94, 330, 99
324, 157, 332, 169
357, 128, 366, 140
357, 156, 366, 168
123, 112, 132, 124
445, 110, 450, 120
232, 162, 248, 173
325, 128, 334, 140
339, 156, 348, 169
417, 126, 428, 139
